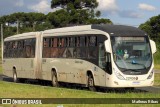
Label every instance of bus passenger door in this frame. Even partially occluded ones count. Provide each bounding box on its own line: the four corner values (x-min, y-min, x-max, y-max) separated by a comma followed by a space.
98, 43, 106, 86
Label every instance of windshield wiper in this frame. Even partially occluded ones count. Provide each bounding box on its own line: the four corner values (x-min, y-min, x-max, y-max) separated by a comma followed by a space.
126, 61, 147, 69
122, 69, 140, 72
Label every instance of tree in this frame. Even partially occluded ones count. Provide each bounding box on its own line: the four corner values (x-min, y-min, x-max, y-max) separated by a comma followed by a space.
87, 18, 112, 24
47, 9, 71, 27
50, 0, 112, 27
24, 12, 46, 30
0, 12, 47, 37
0, 1, 112, 37
51, 0, 98, 10
139, 14, 160, 49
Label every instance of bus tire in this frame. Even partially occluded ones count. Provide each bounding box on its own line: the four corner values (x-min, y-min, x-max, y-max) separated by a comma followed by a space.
51, 71, 59, 87
88, 75, 96, 91
13, 69, 18, 83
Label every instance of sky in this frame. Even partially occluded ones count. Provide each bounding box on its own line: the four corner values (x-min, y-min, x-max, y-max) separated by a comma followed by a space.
0, 0, 159, 27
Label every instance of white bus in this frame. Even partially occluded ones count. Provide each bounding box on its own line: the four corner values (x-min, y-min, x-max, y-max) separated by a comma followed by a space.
3, 24, 157, 91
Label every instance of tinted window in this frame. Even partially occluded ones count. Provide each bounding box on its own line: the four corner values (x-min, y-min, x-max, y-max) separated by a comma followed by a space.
4, 38, 36, 58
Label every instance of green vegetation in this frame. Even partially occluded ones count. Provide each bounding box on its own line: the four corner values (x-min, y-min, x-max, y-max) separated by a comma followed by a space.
154, 49, 160, 70
0, 0, 112, 38
0, 81, 160, 107
139, 14, 160, 49
0, 65, 2, 74
155, 73, 160, 86
1, 104, 159, 107
139, 14, 160, 70
0, 46, 1, 74
50, 0, 112, 26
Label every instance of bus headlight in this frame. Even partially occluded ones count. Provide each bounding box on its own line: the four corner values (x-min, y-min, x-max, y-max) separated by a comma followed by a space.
147, 70, 154, 79
114, 70, 125, 80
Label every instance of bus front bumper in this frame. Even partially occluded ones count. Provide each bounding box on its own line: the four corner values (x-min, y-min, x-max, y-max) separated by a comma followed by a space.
108, 79, 154, 88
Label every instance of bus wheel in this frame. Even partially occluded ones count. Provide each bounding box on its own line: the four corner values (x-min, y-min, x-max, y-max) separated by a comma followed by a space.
51, 72, 59, 87
88, 75, 96, 91
13, 69, 18, 83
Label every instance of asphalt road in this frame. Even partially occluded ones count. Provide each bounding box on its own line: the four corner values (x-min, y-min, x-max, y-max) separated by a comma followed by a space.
0, 74, 159, 93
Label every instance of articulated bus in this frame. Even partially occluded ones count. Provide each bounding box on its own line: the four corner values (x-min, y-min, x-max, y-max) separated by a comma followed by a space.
3, 24, 157, 91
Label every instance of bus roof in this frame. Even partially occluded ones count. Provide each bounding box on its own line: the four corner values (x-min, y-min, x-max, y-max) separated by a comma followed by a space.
44, 24, 147, 36
4, 32, 37, 41
43, 25, 91, 34
91, 24, 147, 36
4, 24, 147, 41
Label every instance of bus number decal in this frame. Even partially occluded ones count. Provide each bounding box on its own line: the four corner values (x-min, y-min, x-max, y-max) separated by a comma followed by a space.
126, 77, 138, 81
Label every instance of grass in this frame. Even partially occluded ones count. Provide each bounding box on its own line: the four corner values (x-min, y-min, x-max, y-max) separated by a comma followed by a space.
0, 65, 2, 74
0, 81, 160, 107
155, 73, 160, 86
1, 104, 159, 107
154, 64, 160, 70
154, 49, 160, 70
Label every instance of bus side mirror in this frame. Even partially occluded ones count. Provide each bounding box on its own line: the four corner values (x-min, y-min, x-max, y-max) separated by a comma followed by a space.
150, 40, 157, 54
104, 40, 112, 53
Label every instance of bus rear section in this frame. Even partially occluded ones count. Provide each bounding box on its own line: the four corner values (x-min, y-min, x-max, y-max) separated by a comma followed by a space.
3, 32, 41, 81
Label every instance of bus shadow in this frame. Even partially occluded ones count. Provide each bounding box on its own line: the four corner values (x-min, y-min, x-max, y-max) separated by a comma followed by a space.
2, 75, 148, 94
97, 88, 148, 93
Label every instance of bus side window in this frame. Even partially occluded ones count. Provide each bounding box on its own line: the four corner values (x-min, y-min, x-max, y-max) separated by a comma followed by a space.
51, 38, 54, 47
8, 42, 11, 58
65, 38, 68, 47
80, 37, 85, 47
24, 39, 36, 58
21, 40, 25, 57
25, 45, 31, 58
17, 41, 21, 58
51, 38, 59, 58
89, 36, 97, 46
43, 38, 51, 58
54, 38, 58, 47
70, 37, 75, 47
18, 41, 21, 49
65, 37, 74, 58
58, 38, 62, 47
31, 39, 36, 58
98, 43, 105, 69
43, 38, 50, 47
61, 38, 65, 47
24, 39, 30, 58
12, 41, 17, 58
58, 38, 65, 57
74, 36, 86, 58
88, 36, 97, 59
105, 53, 112, 75
3, 42, 6, 58
77, 37, 80, 47
68, 37, 75, 47
14, 41, 18, 49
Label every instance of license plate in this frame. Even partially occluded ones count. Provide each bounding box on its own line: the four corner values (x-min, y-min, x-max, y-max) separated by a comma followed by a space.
132, 81, 140, 85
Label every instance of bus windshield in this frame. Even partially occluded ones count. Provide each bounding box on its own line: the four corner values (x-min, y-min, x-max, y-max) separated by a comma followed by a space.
111, 36, 152, 71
